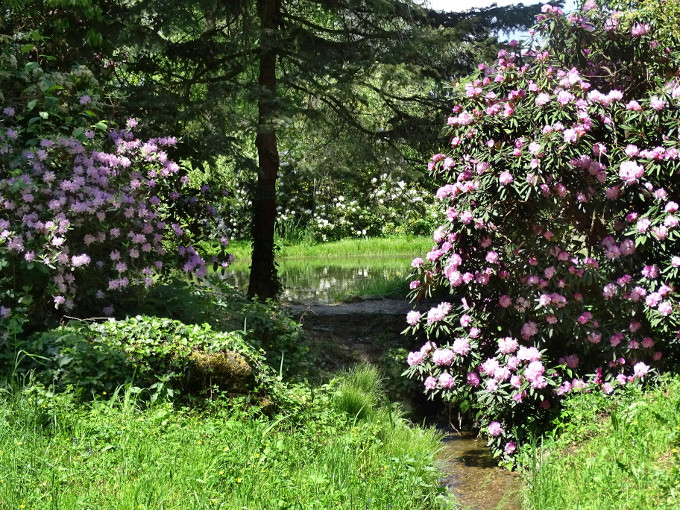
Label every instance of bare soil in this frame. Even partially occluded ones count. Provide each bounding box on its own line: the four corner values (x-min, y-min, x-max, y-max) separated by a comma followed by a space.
285, 298, 415, 372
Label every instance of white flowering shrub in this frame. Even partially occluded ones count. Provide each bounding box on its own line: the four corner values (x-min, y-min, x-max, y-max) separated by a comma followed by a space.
222, 164, 438, 242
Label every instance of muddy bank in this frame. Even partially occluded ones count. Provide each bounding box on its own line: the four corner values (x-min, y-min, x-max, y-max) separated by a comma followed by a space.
284, 297, 438, 370
286, 297, 417, 317
286, 300, 411, 372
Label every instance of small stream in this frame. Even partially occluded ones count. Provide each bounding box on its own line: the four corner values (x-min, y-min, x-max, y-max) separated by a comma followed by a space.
224, 257, 524, 509
438, 433, 522, 510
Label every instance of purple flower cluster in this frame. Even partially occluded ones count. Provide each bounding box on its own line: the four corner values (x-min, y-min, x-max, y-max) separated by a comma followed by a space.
0, 105, 230, 336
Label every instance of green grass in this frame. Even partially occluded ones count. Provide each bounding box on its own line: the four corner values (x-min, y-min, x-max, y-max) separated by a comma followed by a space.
0, 371, 452, 510
521, 375, 680, 510
276, 236, 433, 259
332, 364, 386, 421
226, 235, 432, 266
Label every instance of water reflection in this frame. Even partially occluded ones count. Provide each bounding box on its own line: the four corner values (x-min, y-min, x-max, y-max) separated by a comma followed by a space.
222, 256, 413, 303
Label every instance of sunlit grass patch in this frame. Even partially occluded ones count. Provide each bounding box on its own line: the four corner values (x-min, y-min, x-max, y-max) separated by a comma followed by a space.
521, 375, 680, 510
227, 235, 432, 266
0, 370, 452, 510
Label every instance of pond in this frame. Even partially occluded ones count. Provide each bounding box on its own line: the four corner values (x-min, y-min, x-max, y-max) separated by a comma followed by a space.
222, 256, 414, 303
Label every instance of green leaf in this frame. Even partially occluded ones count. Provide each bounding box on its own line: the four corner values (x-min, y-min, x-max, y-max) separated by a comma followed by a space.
57, 355, 73, 366
611, 411, 619, 432
39, 79, 57, 92
26, 99, 38, 111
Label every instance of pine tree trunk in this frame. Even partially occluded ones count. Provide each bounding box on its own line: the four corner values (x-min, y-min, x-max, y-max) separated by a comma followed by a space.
248, 0, 280, 299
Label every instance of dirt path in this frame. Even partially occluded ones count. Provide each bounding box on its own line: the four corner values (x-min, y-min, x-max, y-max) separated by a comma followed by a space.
284, 298, 415, 372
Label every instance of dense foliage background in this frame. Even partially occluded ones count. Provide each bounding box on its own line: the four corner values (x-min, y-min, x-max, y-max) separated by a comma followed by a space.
2, 0, 543, 298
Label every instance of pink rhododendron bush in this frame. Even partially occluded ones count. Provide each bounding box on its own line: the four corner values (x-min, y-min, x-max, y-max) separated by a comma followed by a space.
404, 1, 680, 460
0, 40, 230, 340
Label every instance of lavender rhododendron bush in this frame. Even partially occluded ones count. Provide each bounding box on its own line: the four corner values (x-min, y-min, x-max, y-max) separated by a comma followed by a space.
0, 41, 230, 339
404, 1, 680, 460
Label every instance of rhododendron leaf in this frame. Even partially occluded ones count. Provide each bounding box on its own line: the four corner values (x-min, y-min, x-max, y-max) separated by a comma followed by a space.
39, 79, 58, 92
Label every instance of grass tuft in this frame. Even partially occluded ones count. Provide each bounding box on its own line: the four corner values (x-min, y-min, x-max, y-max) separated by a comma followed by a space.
333, 363, 385, 421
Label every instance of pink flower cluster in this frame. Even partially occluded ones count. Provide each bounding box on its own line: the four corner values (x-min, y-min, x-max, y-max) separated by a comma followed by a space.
403, 2, 678, 459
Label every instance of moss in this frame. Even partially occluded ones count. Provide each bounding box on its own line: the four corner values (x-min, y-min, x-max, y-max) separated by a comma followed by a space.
187, 350, 254, 393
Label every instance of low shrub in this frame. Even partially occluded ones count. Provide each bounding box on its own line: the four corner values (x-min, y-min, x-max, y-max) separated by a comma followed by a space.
141, 276, 309, 378
4, 315, 276, 402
